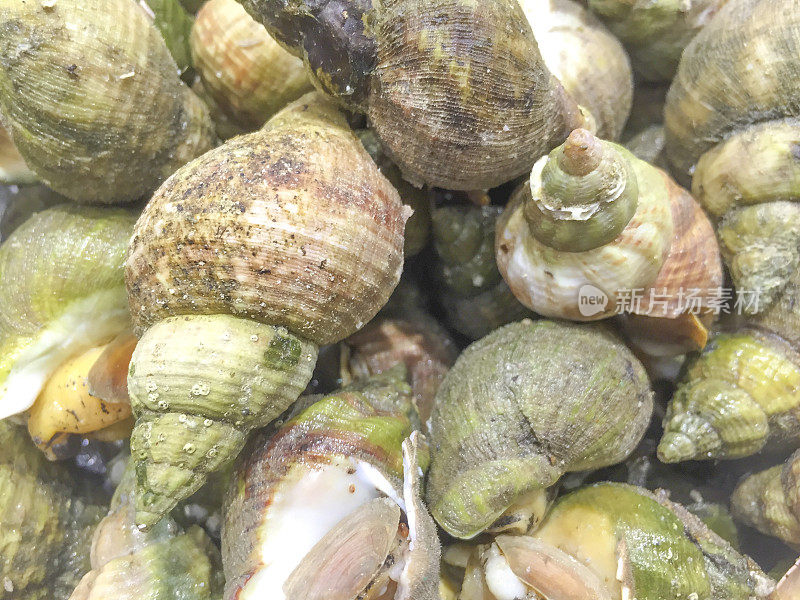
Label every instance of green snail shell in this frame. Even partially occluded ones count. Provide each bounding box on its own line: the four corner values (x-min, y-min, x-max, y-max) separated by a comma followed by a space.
690, 119, 800, 313
70, 461, 224, 600
0, 205, 135, 420
0, 0, 215, 204
659, 331, 800, 463
448, 483, 773, 600
588, 0, 727, 82
0, 421, 104, 600
239, 0, 584, 190
497, 128, 722, 326
665, 0, 800, 185
664, 0, 800, 309
659, 267, 800, 463
128, 314, 317, 526
530, 483, 774, 600
222, 370, 438, 600
431, 205, 533, 339
427, 319, 653, 539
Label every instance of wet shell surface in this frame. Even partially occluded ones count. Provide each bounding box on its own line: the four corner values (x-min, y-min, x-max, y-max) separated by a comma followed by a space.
241, 0, 585, 190
0, 0, 215, 203
190, 0, 313, 129
126, 92, 407, 346
222, 372, 439, 600
0, 205, 135, 420
427, 319, 652, 539
664, 0, 800, 185
128, 314, 318, 527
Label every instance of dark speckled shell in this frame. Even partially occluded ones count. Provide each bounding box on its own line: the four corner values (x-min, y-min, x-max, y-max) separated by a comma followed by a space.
126, 92, 407, 346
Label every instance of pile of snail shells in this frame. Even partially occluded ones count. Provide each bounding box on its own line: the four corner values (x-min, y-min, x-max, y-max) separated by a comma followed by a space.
3, 0, 800, 598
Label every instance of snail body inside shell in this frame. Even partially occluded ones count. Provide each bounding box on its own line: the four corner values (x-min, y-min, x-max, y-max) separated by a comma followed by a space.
0, 205, 135, 423
222, 373, 439, 600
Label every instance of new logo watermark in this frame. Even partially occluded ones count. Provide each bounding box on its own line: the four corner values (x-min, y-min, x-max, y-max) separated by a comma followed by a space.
578, 284, 609, 317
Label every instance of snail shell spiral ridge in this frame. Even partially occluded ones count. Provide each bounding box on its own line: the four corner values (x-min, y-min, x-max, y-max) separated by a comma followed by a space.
0, 0, 216, 204
427, 319, 652, 539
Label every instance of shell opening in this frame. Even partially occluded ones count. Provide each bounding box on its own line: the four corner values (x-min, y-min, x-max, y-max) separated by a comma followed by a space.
0, 289, 131, 420
523, 129, 638, 253
238, 457, 405, 600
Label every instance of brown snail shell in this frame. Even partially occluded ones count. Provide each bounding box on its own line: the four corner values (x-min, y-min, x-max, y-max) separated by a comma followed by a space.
127, 92, 408, 345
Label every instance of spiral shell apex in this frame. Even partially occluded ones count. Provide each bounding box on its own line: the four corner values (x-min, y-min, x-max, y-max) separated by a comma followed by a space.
660, 267, 800, 463
427, 319, 653, 539
496, 128, 722, 329
70, 463, 224, 600
129, 315, 317, 526
126, 92, 407, 526
0, 0, 215, 204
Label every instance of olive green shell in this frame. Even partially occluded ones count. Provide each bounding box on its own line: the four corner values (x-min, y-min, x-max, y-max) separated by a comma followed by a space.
222, 369, 418, 598
663, 0, 800, 310
731, 449, 800, 546
126, 92, 406, 346
70, 462, 224, 600
659, 331, 800, 463
660, 269, 800, 462
665, 0, 800, 185
0, 422, 103, 600
532, 483, 774, 600
588, 0, 727, 81
0, 183, 64, 242
427, 319, 653, 539
240, 0, 584, 190
0, 205, 135, 419
0, 0, 215, 204
190, 0, 313, 130
128, 314, 317, 526
144, 0, 196, 80
431, 205, 532, 340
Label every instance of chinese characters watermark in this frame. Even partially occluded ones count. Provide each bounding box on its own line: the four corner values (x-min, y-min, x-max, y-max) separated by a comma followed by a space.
577, 285, 761, 318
